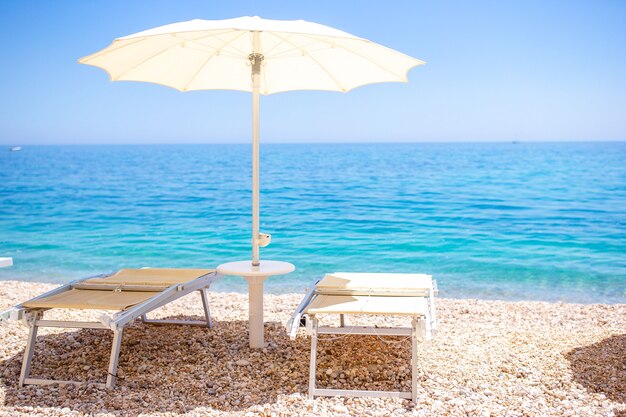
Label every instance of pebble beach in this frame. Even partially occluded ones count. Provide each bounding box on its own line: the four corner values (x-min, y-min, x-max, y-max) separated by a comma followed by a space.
0, 281, 624, 417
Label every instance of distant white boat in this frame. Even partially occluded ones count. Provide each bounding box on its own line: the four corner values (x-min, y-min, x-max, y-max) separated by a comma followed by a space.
9, 146, 22, 152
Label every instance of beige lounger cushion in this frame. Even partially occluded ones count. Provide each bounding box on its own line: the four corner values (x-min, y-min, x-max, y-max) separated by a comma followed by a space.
82, 268, 215, 288
23, 289, 160, 311
316, 272, 433, 296
22, 268, 215, 311
306, 295, 428, 316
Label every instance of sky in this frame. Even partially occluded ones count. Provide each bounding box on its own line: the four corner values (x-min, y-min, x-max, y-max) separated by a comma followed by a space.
0, 0, 625, 145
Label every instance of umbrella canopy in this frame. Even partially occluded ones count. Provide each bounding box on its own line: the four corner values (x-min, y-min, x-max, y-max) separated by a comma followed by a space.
80, 16, 423, 94
79, 15, 424, 266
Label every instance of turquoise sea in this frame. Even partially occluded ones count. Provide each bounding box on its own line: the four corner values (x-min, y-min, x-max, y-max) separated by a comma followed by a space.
0, 142, 624, 303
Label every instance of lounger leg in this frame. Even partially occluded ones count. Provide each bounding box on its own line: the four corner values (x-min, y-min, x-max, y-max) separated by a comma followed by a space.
308, 316, 319, 400
429, 287, 437, 335
339, 314, 345, 327
105, 328, 124, 389
19, 322, 39, 387
423, 310, 432, 340
140, 287, 214, 328
411, 318, 418, 402
199, 289, 213, 328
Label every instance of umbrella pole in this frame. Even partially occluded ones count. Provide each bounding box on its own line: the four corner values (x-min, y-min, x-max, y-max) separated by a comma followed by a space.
251, 32, 263, 267
252, 76, 260, 267
247, 32, 264, 348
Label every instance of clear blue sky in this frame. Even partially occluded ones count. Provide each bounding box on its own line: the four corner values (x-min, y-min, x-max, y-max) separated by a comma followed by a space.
1, 0, 625, 144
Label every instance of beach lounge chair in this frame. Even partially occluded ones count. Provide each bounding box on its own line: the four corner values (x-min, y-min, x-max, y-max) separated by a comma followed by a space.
287, 272, 437, 401
0, 268, 219, 389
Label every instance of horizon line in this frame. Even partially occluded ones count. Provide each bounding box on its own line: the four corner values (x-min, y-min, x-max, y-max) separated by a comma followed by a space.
2, 139, 626, 146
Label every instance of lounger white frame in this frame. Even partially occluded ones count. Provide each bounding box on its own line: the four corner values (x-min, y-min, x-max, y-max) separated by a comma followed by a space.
286, 273, 438, 401
0, 270, 220, 389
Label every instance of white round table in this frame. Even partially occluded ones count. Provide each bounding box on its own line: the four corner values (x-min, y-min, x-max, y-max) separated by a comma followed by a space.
217, 260, 295, 348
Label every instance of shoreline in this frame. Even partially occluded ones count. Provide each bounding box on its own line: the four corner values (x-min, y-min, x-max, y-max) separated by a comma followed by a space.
0, 280, 624, 416
1, 277, 624, 306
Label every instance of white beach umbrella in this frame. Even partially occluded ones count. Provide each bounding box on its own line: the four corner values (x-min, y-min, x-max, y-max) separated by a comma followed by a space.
80, 16, 424, 348
79, 15, 424, 267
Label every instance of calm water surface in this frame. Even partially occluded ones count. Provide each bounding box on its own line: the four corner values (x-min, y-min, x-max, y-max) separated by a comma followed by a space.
0, 143, 624, 303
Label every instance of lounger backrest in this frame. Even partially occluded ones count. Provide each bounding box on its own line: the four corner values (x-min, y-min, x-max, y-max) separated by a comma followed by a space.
77, 268, 215, 290
316, 272, 433, 296
22, 289, 160, 310
21, 268, 216, 311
